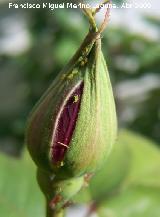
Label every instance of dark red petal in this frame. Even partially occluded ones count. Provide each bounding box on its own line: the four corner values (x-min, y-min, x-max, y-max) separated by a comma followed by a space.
52, 82, 84, 163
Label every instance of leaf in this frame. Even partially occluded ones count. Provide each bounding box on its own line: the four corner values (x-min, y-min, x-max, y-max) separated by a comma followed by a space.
91, 130, 160, 217
0, 150, 45, 217
120, 130, 160, 187
97, 186, 160, 217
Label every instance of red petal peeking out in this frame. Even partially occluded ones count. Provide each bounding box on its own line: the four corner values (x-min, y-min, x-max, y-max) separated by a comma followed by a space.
51, 82, 84, 164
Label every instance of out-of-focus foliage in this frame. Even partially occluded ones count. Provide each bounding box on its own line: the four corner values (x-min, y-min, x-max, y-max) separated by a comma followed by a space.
97, 186, 160, 217
91, 130, 160, 198
0, 151, 44, 217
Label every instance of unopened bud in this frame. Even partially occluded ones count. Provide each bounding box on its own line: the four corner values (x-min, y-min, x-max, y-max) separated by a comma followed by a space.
26, 31, 117, 178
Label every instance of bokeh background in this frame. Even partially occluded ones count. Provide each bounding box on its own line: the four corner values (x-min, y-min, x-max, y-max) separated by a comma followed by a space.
0, 0, 160, 216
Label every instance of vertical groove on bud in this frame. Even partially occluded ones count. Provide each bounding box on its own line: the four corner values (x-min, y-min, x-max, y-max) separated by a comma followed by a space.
51, 82, 84, 164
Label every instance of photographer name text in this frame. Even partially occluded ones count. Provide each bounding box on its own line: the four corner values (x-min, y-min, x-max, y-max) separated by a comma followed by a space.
8, 2, 151, 10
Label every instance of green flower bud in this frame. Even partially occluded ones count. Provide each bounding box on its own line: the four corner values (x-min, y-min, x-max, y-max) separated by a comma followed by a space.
26, 31, 117, 178
26, 5, 117, 215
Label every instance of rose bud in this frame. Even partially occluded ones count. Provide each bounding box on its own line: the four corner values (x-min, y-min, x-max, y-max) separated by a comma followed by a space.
26, 31, 117, 179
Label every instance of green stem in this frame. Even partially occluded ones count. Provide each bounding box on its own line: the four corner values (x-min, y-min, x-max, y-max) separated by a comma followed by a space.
82, 0, 111, 34
82, 8, 97, 31
46, 203, 64, 217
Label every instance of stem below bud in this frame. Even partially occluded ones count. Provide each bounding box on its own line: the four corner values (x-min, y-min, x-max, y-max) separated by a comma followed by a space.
46, 202, 64, 217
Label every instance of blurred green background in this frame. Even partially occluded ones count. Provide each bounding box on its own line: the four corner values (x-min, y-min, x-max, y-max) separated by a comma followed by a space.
0, 0, 160, 216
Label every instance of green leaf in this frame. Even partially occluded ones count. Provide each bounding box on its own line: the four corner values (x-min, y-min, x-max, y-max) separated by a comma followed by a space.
90, 130, 160, 200
92, 130, 160, 217
120, 130, 160, 187
97, 186, 160, 217
0, 150, 45, 217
